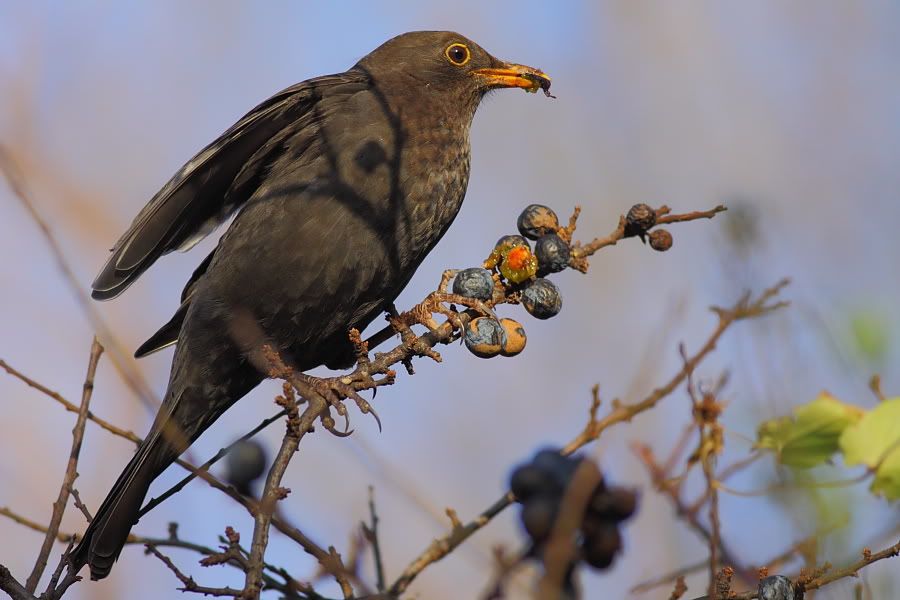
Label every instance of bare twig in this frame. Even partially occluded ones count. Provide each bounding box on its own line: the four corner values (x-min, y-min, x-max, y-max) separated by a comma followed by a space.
363, 487, 387, 593
25, 338, 103, 593
146, 544, 243, 597
689, 539, 900, 600
242, 382, 310, 600
67, 487, 92, 523
633, 443, 754, 586
868, 374, 886, 402
0, 563, 36, 600
537, 460, 603, 599
0, 146, 158, 410
568, 204, 727, 271
2, 354, 346, 587
677, 346, 725, 599
669, 576, 689, 600
388, 282, 787, 594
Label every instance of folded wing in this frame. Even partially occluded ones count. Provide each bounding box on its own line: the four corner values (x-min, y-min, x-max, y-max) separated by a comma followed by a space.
92, 72, 369, 300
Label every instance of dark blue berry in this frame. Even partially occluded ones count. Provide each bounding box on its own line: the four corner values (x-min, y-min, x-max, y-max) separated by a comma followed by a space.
510, 464, 556, 501
758, 575, 794, 600
521, 278, 562, 319
517, 204, 560, 240
589, 488, 637, 521
225, 440, 267, 495
535, 233, 571, 274
521, 495, 558, 543
533, 448, 580, 490
452, 268, 494, 301
582, 523, 621, 569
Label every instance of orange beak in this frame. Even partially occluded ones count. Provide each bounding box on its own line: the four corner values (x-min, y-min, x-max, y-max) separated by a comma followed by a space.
473, 63, 554, 97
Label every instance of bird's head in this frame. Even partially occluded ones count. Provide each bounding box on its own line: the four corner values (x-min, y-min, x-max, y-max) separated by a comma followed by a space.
354, 31, 552, 119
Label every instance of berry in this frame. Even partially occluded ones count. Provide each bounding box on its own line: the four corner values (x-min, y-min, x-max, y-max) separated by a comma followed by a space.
535, 234, 571, 275
464, 317, 506, 358
517, 204, 560, 240
758, 575, 794, 600
485, 236, 538, 283
510, 464, 556, 501
521, 495, 558, 544
625, 203, 656, 237
521, 278, 562, 320
452, 268, 494, 301
581, 523, 622, 569
225, 440, 267, 496
648, 229, 673, 252
500, 245, 538, 283
499, 318, 527, 356
496, 234, 531, 252
588, 487, 637, 521
533, 449, 580, 491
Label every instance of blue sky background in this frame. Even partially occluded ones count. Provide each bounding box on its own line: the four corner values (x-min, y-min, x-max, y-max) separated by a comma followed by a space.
2, 2, 899, 599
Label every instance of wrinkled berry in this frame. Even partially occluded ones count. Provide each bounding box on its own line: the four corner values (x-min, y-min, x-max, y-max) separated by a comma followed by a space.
535, 233, 571, 275
499, 318, 527, 356
510, 464, 556, 501
649, 229, 673, 252
625, 203, 657, 236
464, 317, 506, 358
521, 495, 558, 543
225, 440, 267, 495
517, 204, 560, 240
452, 268, 494, 301
521, 278, 562, 319
758, 575, 794, 600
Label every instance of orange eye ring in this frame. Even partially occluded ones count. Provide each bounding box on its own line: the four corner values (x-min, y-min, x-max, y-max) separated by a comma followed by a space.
445, 43, 471, 66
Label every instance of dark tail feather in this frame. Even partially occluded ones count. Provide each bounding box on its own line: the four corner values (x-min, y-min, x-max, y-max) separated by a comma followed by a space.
70, 435, 175, 579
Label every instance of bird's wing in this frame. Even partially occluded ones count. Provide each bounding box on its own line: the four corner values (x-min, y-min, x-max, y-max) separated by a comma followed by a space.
133, 246, 216, 358
92, 71, 370, 300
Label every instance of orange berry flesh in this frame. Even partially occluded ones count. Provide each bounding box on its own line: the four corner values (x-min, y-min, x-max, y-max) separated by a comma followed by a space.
506, 246, 531, 271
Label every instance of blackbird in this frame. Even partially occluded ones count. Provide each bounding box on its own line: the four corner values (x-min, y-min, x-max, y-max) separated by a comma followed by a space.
70, 31, 551, 579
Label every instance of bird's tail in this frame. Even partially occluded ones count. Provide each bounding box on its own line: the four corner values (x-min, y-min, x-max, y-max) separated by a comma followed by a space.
69, 430, 178, 580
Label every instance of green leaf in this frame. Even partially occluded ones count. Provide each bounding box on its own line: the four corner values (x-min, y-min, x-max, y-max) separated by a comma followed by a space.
839, 397, 900, 500
850, 310, 890, 363
756, 393, 864, 468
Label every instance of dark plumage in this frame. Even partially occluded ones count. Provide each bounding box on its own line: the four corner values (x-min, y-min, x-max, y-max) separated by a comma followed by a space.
71, 30, 550, 580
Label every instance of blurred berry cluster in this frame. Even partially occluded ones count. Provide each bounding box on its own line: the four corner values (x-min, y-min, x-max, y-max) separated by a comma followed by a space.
510, 448, 638, 580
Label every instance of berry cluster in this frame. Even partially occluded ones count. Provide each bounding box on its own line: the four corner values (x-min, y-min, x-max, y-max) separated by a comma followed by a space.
510, 449, 638, 573
453, 202, 672, 359
625, 203, 672, 251
453, 204, 570, 360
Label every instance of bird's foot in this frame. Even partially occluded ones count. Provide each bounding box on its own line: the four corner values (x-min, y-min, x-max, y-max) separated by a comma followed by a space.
295, 373, 382, 434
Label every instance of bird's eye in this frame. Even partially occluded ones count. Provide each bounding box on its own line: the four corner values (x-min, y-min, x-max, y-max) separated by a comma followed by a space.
445, 43, 471, 66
